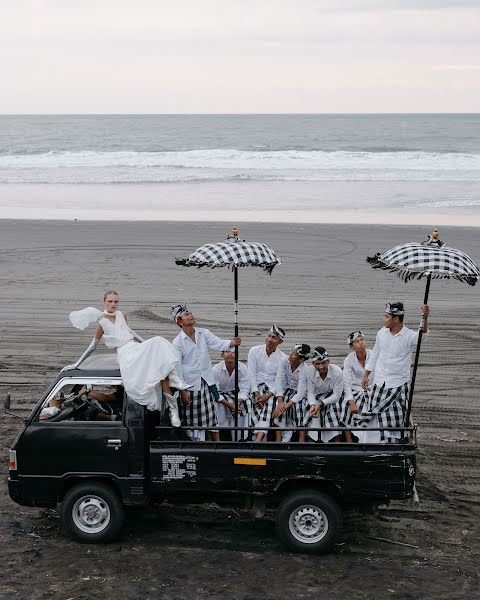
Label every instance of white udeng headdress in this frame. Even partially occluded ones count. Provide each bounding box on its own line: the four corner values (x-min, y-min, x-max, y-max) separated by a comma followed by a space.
269, 324, 285, 340
171, 304, 190, 323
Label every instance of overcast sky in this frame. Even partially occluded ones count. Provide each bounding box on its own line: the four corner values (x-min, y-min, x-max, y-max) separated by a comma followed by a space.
1, 0, 479, 113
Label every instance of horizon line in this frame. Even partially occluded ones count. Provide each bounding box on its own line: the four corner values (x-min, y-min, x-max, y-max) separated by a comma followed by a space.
1, 112, 479, 117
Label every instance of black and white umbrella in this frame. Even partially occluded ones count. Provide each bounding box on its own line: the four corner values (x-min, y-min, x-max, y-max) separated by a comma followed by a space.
176, 228, 281, 431
367, 228, 480, 424
367, 238, 480, 286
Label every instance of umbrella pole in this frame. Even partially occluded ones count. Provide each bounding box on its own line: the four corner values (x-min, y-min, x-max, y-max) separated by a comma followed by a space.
234, 266, 239, 441
405, 273, 432, 429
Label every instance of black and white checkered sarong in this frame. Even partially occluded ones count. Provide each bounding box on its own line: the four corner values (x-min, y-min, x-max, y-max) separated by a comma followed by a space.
180, 379, 218, 428
342, 389, 371, 427
354, 382, 409, 442
274, 387, 309, 428
249, 383, 276, 428
318, 391, 344, 430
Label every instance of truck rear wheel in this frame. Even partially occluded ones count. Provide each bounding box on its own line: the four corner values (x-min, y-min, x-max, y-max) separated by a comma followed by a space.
276, 489, 342, 553
62, 482, 125, 543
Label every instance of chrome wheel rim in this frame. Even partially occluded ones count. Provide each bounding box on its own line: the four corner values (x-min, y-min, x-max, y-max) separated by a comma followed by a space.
288, 504, 328, 544
72, 495, 111, 534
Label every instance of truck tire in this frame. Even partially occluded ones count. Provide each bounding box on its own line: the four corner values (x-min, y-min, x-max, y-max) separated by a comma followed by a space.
276, 489, 342, 554
62, 482, 125, 543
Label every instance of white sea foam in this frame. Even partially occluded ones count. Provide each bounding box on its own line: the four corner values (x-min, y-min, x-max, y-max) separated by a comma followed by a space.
0, 149, 479, 183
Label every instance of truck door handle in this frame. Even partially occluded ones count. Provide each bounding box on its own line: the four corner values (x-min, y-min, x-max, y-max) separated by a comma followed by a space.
107, 439, 122, 450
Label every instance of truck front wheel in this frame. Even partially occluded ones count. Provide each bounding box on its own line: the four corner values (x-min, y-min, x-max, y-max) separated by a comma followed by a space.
62, 482, 125, 543
276, 489, 342, 553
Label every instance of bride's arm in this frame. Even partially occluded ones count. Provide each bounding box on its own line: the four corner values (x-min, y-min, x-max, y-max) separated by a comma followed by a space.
61, 324, 104, 371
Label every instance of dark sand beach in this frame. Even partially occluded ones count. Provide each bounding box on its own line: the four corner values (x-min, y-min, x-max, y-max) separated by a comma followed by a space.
1, 219, 479, 599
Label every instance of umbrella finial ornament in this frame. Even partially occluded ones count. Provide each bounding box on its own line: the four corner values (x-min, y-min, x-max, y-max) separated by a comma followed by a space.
232, 226, 239, 239
422, 227, 444, 248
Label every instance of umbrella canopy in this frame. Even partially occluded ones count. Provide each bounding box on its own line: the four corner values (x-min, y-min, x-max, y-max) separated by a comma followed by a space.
175, 238, 281, 272
367, 238, 480, 286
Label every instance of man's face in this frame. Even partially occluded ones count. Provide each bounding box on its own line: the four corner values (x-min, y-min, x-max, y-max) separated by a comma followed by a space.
179, 312, 196, 327
265, 332, 282, 352
351, 337, 366, 353
223, 350, 235, 369
384, 312, 397, 330
313, 359, 329, 377
288, 350, 302, 365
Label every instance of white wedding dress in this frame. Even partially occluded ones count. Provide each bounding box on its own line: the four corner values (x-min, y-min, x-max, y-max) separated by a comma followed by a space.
70, 308, 180, 411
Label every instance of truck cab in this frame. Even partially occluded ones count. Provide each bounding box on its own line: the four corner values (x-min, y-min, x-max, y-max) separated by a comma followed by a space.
7, 356, 417, 554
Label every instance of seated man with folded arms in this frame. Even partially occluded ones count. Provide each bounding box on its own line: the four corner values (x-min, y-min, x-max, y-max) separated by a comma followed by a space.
213, 350, 250, 440
272, 343, 311, 443
247, 324, 286, 443
306, 347, 345, 443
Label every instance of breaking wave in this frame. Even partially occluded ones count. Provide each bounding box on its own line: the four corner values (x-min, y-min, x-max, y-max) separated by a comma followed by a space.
1, 149, 479, 183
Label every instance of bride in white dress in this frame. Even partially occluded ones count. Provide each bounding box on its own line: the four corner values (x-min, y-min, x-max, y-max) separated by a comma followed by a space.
64, 290, 184, 426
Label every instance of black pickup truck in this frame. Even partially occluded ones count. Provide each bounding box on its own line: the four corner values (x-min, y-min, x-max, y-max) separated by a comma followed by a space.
6, 356, 416, 554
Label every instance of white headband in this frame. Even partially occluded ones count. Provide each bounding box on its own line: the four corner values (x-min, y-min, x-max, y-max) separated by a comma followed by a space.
269, 324, 285, 340
347, 331, 364, 345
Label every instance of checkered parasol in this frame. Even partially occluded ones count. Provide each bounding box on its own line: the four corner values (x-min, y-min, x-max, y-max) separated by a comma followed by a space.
367, 241, 480, 286
175, 239, 281, 272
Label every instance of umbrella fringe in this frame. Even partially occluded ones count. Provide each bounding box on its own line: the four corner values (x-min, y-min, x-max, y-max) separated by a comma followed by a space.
366, 254, 478, 286
175, 258, 277, 274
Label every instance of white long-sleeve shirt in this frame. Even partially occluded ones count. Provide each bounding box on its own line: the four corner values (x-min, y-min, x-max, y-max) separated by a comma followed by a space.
274, 356, 306, 397
172, 327, 232, 390
365, 325, 428, 388
343, 349, 373, 400
213, 360, 250, 400
247, 344, 286, 392
305, 363, 344, 406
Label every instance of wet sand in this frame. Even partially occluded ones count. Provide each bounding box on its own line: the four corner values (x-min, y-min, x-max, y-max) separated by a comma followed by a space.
1, 219, 480, 599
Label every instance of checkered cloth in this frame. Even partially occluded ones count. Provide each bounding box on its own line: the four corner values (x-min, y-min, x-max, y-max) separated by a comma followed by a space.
248, 383, 276, 428
274, 387, 309, 428
342, 389, 371, 427
318, 391, 344, 431
367, 242, 480, 286
353, 382, 409, 442
176, 240, 281, 273
179, 379, 218, 429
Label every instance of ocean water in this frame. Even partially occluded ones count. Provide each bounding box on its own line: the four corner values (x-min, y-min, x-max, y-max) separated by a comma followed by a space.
1, 114, 479, 223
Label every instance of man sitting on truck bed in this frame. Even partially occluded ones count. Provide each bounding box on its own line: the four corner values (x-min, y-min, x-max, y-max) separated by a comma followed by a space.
213, 350, 250, 440
247, 325, 287, 443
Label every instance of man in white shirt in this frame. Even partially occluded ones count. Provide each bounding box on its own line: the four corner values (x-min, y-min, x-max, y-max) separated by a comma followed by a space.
306, 347, 345, 443
360, 301, 430, 443
343, 330, 373, 443
213, 350, 250, 440
247, 324, 287, 442
171, 304, 241, 441
272, 343, 311, 443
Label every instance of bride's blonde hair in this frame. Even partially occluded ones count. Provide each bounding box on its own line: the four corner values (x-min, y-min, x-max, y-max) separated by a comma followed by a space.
103, 290, 119, 301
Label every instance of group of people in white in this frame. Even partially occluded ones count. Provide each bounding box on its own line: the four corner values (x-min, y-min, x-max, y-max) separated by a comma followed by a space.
66, 291, 430, 444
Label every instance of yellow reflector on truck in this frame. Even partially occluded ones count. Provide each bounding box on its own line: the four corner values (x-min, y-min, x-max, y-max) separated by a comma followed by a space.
234, 457, 266, 466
